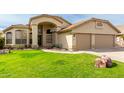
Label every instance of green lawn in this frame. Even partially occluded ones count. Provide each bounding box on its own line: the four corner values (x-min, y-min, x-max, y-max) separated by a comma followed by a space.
0, 50, 124, 78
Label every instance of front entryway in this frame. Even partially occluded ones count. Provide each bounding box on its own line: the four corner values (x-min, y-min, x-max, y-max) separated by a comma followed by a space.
38, 22, 56, 48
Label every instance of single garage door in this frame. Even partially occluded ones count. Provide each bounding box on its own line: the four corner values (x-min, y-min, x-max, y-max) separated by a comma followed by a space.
76, 34, 91, 50
95, 34, 114, 48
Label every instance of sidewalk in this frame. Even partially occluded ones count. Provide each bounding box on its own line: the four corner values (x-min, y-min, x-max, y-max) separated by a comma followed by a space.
42, 48, 124, 62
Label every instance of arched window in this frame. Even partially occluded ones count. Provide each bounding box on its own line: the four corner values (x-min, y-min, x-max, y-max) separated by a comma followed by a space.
6, 32, 12, 44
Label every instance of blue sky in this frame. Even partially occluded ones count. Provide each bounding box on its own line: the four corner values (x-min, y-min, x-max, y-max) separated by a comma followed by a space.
0, 14, 124, 30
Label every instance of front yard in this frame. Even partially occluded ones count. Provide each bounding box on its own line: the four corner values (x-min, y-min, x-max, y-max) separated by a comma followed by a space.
0, 50, 124, 78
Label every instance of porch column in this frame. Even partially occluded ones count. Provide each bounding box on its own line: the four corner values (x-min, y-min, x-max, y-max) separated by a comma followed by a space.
32, 24, 38, 48
26, 29, 29, 47
55, 32, 58, 45
4, 32, 6, 45
12, 30, 15, 46
113, 35, 116, 47
42, 24, 46, 47
72, 34, 77, 51
91, 34, 95, 49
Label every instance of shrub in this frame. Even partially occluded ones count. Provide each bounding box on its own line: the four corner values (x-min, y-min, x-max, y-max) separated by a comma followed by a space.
119, 35, 124, 40
4, 45, 13, 49
52, 44, 62, 48
15, 44, 25, 49
0, 37, 5, 49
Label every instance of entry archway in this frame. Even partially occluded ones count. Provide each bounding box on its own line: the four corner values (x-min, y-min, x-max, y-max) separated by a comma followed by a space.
38, 22, 57, 48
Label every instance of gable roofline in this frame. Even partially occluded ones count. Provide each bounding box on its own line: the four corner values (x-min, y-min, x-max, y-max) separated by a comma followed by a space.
29, 14, 72, 25
116, 25, 124, 34
0, 31, 3, 34
59, 18, 121, 33
3, 24, 29, 33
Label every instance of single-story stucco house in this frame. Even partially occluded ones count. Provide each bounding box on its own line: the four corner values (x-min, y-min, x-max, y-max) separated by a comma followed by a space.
2, 14, 121, 51
0, 31, 4, 38
116, 25, 124, 47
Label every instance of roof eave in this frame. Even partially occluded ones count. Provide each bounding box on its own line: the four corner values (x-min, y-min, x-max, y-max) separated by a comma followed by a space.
3, 25, 29, 33
29, 14, 72, 25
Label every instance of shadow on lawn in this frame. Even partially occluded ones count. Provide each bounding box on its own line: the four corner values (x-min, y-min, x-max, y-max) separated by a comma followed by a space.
108, 63, 117, 68
54, 60, 66, 65
19, 53, 41, 58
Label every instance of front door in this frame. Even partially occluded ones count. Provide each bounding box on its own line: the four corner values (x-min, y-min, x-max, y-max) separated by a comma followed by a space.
38, 35, 42, 47
46, 29, 52, 47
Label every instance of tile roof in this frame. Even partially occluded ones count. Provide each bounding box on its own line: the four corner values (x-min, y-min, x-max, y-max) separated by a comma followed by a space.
59, 18, 121, 33
116, 25, 124, 34
3, 24, 29, 32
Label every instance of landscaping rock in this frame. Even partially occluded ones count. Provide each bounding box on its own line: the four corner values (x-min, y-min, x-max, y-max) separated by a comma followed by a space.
0, 49, 10, 54
101, 55, 112, 67
95, 55, 112, 68
95, 58, 106, 68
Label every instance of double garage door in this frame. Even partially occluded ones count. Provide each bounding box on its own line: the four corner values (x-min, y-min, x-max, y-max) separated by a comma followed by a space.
76, 34, 114, 50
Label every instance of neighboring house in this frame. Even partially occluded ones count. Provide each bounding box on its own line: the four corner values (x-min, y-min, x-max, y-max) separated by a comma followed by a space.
3, 14, 120, 50
116, 25, 124, 47
0, 31, 4, 38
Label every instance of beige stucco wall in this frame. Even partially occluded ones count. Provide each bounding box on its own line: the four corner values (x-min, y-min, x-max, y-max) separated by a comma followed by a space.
72, 21, 118, 34
58, 32, 73, 50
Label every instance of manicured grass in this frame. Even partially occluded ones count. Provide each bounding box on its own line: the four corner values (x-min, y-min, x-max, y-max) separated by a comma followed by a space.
0, 50, 124, 78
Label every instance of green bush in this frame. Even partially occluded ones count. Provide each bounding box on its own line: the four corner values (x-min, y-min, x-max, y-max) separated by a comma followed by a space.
52, 44, 62, 48
0, 37, 4, 49
119, 35, 124, 40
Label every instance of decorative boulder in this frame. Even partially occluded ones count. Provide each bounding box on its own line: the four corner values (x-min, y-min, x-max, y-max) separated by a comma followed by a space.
101, 55, 112, 68
95, 55, 112, 68
0, 49, 10, 54
95, 58, 106, 68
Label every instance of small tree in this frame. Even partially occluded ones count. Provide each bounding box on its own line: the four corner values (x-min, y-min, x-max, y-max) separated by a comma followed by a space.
0, 37, 5, 49
119, 35, 124, 40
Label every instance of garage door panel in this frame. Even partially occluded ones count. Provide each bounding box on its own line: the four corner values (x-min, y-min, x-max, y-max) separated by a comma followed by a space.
95, 35, 114, 48
76, 34, 91, 50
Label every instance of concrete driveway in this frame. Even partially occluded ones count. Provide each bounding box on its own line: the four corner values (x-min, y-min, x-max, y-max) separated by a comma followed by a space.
86, 47, 124, 62
43, 47, 124, 62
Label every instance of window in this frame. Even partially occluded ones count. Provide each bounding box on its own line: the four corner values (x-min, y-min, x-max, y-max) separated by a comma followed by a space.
15, 30, 27, 44
38, 25, 43, 35
46, 35, 52, 43
46, 29, 52, 43
96, 21, 103, 28
6, 32, 12, 44
47, 29, 52, 34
